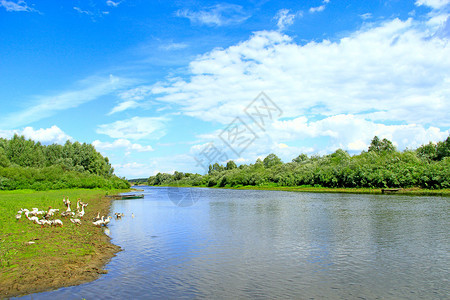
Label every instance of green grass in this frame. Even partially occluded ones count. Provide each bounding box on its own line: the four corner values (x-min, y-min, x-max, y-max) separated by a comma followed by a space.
0, 188, 127, 296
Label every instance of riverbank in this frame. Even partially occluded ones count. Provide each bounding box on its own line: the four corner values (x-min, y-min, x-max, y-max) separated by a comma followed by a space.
157, 184, 450, 196
0, 188, 128, 298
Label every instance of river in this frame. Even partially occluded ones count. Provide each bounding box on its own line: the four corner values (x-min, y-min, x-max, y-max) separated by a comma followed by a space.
21, 186, 449, 299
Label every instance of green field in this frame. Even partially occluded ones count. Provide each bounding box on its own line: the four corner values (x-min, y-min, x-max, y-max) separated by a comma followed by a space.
0, 189, 126, 297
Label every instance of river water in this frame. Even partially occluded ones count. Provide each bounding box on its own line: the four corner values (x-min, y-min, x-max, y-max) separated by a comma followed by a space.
22, 186, 449, 299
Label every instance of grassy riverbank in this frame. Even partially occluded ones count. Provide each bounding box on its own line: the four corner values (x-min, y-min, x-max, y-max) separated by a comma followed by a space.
228, 185, 450, 196
0, 188, 127, 298
157, 183, 450, 196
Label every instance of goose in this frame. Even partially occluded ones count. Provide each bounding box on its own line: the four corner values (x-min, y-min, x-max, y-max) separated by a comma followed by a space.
41, 219, 52, 226
76, 204, 85, 219
70, 218, 81, 225
131, 213, 135, 218
28, 215, 39, 223
93, 212, 101, 221
15, 213, 22, 220
61, 211, 75, 217
103, 216, 112, 226
114, 212, 124, 219
29, 208, 39, 217
52, 219, 63, 227
48, 208, 59, 214
66, 201, 72, 212
43, 207, 54, 219
93, 216, 105, 227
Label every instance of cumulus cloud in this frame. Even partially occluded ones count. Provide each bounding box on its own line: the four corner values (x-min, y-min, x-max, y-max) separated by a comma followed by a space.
0, 75, 134, 129
0, 0, 37, 12
274, 9, 300, 31
176, 4, 250, 26
146, 16, 449, 130
92, 139, 153, 153
269, 115, 449, 151
415, 0, 450, 9
96, 116, 167, 140
0, 125, 73, 145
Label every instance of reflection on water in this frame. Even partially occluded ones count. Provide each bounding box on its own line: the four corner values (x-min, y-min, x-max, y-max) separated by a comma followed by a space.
21, 187, 449, 299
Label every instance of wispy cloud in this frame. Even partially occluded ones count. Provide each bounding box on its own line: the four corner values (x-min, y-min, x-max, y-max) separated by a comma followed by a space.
360, 13, 373, 20
0, 0, 38, 12
176, 3, 250, 26
415, 0, 450, 9
0, 125, 73, 145
73, 6, 92, 15
159, 42, 189, 51
309, 0, 330, 13
0, 75, 134, 129
97, 116, 168, 140
106, 0, 121, 7
274, 9, 301, 31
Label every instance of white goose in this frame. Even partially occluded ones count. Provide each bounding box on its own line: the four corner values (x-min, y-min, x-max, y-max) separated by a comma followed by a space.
93, 216, 105, 227
70, 218, 81, 225
76, 203, 87, 219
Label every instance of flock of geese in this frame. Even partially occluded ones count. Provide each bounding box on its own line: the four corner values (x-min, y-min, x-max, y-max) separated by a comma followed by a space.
15, 196, 128, 227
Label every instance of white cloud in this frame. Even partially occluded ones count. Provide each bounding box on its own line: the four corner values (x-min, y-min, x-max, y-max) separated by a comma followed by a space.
106, 0, 121, 7
108, 100, 139, 115
0, 125, 73, 145
309, 0, 330, 13
108, 85, 153, 115
97, 116, 167, 140
0, 75, 134, 129
176, 4, 250, 26
92, 139, 153, 153
73, 6, 92, 15
159, 42, 189, 51
0, 0, 37, 12
415, 0, 450, 9
309, 5, 325, 13
360, 13, 373, 20
274, 9, 300, 31
270, 115, 449, 152
147, 16, 450, 130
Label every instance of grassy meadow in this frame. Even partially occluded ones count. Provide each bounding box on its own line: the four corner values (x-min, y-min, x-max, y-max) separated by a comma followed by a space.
0, 188, 126, 297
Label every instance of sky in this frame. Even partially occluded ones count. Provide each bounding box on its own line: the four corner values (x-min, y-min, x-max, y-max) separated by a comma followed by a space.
0, 0, 449, 178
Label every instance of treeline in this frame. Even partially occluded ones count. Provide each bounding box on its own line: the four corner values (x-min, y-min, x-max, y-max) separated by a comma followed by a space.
0, 135, 130, 190
148, 136, 450, 189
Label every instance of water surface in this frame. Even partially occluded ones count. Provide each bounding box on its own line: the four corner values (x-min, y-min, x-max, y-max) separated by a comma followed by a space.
22, 187, 449, 299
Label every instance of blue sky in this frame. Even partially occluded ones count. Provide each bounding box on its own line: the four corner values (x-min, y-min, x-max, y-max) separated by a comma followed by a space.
0, 0, 449, 178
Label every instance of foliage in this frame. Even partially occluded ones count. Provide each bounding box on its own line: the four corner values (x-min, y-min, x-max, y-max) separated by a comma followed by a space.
148, 136, 450, 190
0, 135, 129, 190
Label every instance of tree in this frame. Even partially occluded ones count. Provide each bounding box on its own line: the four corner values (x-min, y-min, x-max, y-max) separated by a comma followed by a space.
263, 153, 282, 168
436, 136, 450, 160
416, 142, 437, 161
292, 154, 308, 163
368, 136, 396, 153
226, 160, 237, 170
0, 147, 10, 167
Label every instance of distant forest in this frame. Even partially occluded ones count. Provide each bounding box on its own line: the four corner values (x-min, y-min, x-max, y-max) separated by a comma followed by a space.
148, 136, 450, 189
0, 135, 130, 190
